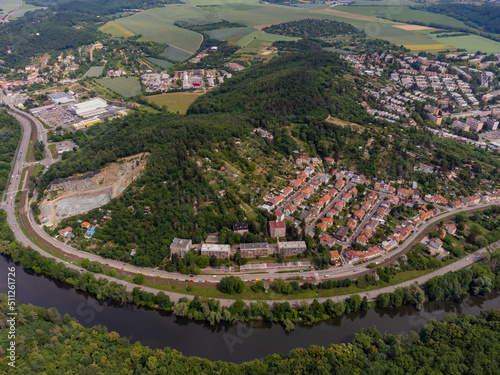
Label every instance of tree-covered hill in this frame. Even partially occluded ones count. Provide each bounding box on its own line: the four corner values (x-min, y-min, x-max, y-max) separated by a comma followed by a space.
262, 19, 362, 38
1, 296, 500, 374
187, 52, 372, 127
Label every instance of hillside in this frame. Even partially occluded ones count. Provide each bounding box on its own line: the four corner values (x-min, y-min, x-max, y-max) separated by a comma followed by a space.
35, 50, 500, 268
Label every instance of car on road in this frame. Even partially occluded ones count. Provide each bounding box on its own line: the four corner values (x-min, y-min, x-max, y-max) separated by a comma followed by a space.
189, 275, 194, 277
65, 262, 69, 265
476, 254, 481, 258
105, 263, 109, 266
138, 286, 142, 289
212, 275, 217, 278
466, 258, 470, 261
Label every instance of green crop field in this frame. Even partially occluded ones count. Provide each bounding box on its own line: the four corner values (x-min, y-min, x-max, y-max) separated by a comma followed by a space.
96, 77, 142, 98
112, 5, 219, 54
147, 92, 204, 114
206, 26, 256, 40
0, 0, 23, 14
83, 66, 104, 78
256, 32, 300, 42
187, 0, 259, 5
146, 57, 174, 69
99, 20, 136, 38
428, 34, 500, 54
204, 3, 315, 27
160, 46, 193, 61
334, 6, 471, 30
236, 30, 262, 46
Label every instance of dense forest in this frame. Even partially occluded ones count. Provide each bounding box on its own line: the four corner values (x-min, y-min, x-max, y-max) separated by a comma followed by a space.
1, 295, 500, 373
262, 19, 362, 38
426, 3, 500, 35
0, 111, 21, 196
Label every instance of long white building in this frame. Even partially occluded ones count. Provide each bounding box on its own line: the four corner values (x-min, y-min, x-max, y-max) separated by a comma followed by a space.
73, 98, 108, 118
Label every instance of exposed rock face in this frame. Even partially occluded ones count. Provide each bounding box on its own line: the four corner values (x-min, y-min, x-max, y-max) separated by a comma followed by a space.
39, 153, 148, 224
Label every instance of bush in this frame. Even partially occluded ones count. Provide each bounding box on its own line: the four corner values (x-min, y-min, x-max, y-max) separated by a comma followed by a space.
217, 276, 245, 294
134, 274, 144, 285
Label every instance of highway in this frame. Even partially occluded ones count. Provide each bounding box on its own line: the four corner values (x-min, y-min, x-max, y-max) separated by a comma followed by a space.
1, 88, 499, 304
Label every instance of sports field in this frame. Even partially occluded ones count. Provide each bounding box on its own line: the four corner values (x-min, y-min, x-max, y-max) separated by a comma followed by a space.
99, 20, 136, 38
112, 6, 219, 54
428, 34, 500, 54
147, 92, 203, 114
83, 66, 104, 78
96, 77, 142, 98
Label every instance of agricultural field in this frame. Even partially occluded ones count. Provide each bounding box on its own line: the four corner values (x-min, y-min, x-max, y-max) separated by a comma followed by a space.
111, 5, 219, 54
83, 66, 104, 78
96, 77, 142, 98
427, 34, 500, 54
160, 46, 193, 62
0, 0, 22, 14
147, 92, 204, 114
187, 0, 259, 5
333, 5, 471, 30
146, 57, 173, 69
98, 20, 136, 38
203, 3, 315, 27
205, 26, 256, 40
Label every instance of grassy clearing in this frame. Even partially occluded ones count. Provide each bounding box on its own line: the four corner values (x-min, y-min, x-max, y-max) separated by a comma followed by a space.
83, 66, 104, 78
98, 20, 136, 38
32, 164, 45, 179
0, 0, 23, 14
427, 34, 500, 54
236, 30, 262, 46
19, 167, 28, 191
95, 77, 142, 98
114, 6, 218, 53
147, 92, 204, 114
48, 144, 57, 158
256, 32, 300, 43
24, 138, 32, 162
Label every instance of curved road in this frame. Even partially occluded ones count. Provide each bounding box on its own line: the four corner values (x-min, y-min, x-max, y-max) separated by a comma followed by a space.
1, 90, 498, 305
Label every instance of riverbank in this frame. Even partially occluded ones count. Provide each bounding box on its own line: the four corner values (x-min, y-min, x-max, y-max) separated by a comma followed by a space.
2, 232, 499, 333
1, 293, 499, 370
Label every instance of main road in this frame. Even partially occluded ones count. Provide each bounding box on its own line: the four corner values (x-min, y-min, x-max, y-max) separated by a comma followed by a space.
1, 90, 498, 305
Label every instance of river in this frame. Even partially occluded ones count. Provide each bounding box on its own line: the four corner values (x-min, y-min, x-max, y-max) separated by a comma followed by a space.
1, 254, 499, 363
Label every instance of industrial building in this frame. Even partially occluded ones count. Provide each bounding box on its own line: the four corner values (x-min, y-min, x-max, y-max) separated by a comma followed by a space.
72, 98, 108, 118
72, 117, 101, 130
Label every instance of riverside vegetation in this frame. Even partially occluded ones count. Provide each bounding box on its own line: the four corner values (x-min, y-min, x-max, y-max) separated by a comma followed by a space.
1, 295, 500, 374
2, 208, 500, 331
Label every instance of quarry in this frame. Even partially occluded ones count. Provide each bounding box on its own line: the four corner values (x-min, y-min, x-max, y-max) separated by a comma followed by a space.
39, 153, 148, 224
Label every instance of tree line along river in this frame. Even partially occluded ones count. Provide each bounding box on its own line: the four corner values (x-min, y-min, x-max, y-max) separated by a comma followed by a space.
1, 253, 499, 363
